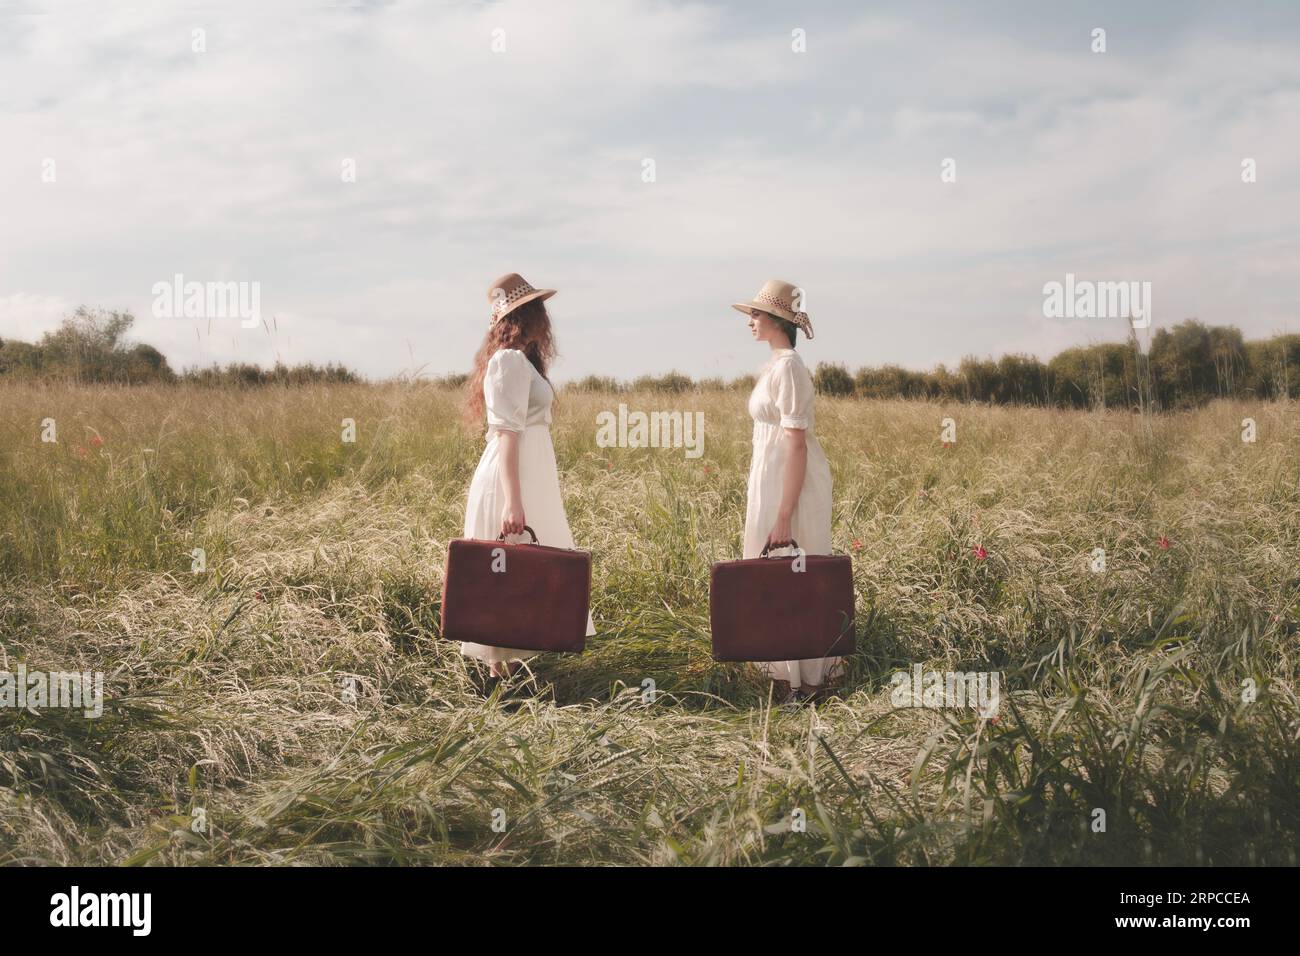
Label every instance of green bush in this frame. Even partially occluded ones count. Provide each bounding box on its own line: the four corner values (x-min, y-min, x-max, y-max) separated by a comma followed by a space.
813, 362, 855, 396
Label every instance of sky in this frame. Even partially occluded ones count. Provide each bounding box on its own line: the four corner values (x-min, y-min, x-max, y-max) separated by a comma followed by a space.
1, 0, 1298, 382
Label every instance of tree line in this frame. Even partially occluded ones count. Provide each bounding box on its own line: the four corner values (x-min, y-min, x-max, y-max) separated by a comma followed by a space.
572, 320, 1297, 410
810, 321, 1297, 409
3, 308, 1296, 408
0, 308, 359, 386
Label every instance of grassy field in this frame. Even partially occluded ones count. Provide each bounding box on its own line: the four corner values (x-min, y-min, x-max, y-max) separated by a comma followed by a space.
1, 380, 1297, 865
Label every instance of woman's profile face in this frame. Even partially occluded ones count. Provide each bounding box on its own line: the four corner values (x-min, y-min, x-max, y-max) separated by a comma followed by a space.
747, 309, 780, 343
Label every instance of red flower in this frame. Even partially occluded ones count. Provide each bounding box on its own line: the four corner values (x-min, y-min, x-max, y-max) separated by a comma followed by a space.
972, 545, 988, 561
1157, 535, 1170, 551
89, 434, 104, 448
851, 539, 862, 551
703, 466, 712, 475
75, 446, 88, 458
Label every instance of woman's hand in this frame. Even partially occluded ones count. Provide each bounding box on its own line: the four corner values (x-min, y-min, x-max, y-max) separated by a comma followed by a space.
500, 499, 526, 537
766, 512, 793, 549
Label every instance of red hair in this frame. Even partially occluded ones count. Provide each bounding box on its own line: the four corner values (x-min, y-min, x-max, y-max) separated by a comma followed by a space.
462, 298, 557, 427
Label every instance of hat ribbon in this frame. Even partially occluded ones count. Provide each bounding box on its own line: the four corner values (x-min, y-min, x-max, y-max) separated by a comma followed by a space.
489, 281, 539, 325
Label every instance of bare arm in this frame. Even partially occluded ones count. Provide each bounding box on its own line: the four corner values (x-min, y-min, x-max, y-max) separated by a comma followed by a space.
497, 429, 526, 536
767, 426, 807, 547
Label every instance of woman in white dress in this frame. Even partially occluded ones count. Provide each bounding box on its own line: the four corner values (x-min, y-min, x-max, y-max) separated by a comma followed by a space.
460, 272, 595, 678
730, 280, 839, 699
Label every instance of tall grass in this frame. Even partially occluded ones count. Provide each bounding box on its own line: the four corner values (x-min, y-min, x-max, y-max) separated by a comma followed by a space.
0, 382, 1296, 864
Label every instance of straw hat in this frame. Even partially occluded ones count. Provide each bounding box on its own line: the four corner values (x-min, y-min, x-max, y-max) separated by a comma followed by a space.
487, 272, 556, 325
731, 279, 814, 339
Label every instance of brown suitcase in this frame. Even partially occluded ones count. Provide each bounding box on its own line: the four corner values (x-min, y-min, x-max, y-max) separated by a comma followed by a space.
709, 540, 855, 662
441, 526, 591, 653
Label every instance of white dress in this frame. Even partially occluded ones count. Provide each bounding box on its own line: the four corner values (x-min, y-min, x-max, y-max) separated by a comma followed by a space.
459, 348, 595, 664
743, 348, 840, 688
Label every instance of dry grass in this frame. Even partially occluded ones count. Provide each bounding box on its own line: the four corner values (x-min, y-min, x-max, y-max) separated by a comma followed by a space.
1, 382, 1296, 865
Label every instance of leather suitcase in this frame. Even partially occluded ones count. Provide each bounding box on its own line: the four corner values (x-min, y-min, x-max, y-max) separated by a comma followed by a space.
710, 541, 855, 662
441, 526, 591, 653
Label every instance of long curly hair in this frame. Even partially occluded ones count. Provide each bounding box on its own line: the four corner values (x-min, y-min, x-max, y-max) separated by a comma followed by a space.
462, 298, 557, 427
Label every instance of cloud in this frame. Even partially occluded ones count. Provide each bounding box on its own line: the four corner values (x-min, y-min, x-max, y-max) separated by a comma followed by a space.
0, 0, 1297, 381
0, 293, 74, 341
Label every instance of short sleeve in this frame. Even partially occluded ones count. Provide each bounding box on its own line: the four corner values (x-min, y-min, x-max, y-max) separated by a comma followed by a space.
772, 357, 813, 430
484, 349, 532, 432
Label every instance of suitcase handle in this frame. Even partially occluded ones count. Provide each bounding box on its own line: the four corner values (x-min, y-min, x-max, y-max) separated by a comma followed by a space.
497, 525, 539, 544
760, 538, 800, 558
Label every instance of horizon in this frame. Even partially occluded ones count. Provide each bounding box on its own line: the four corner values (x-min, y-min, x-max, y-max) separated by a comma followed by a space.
8, 307, 1293, 387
